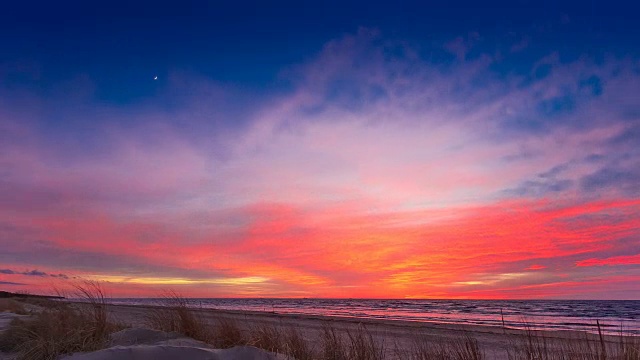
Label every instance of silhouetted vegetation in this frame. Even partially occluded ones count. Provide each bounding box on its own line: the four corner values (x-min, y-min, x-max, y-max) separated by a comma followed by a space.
0, 281, 122, 360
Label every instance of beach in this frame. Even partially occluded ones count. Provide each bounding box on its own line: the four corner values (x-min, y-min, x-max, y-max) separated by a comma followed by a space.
2, 299, 638, 360
103, 303, 630, 360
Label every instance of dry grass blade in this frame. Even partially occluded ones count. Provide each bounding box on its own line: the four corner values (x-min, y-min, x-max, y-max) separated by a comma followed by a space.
346, 324, 385, 360
0, 281, 114, 360
507, 319, 640, 360
321, 323, 349, 360
450, 335, 485, 360
618, 336, 640, 360
398, 332, 485, 360
144, 291, 211, 342
507, 320, 553, 360
250, 323, 283, 353
283, 326, 315, 360
212, 317, 246, 348
72, 280, 109, 339
0, 299, 28, 315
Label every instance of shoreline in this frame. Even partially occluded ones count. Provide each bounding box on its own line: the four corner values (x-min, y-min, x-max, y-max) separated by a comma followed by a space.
3, 298, 638, 360
102, 303, 635, 360
103, 302, 637, 337
101, 298, 640, 336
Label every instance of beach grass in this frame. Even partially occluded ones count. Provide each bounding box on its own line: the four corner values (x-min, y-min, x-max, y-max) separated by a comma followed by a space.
249, 321, 385, 360
249, 323, 314, 358
102, 296, 640, 360
321, 323, 349, 359
2, 288, 639, 360
0, 281, 119, 360
397, 334, 485, 360
280, 318, 637, 360
344, 324, 385, 360
144, 291, 212, 343
0, 299, 28, 315
211, 317, 246, 348
507, 321, 640, 360
284, 326, 316, 360
249, 323, 283, 353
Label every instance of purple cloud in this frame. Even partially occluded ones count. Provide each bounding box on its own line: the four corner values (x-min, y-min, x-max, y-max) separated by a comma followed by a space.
0, 268, 68, 279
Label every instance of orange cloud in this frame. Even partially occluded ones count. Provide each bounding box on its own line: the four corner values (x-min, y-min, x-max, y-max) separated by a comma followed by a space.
4, 197, 640, 299
526, 265, 546, 270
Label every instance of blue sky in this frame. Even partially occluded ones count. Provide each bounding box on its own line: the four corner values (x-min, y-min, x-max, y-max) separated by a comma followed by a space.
2, 0, 637, 102
1, 1, 639, 298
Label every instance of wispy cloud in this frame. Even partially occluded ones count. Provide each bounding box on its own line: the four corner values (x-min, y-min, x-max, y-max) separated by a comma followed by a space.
0, 268, 68, 279
576, 254, 640, 267
1, 30, 638, 298
0, 281, 26, 286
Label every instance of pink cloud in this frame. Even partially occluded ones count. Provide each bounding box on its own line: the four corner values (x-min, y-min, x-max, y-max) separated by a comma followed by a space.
576, 254, 640, 267
526, 265, 546, 271
1, 31, 640, 298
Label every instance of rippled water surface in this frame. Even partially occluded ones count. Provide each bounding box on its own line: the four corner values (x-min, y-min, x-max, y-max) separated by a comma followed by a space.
107, 298, 640, 335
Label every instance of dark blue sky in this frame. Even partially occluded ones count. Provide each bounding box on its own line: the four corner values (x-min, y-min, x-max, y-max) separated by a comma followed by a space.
2, 0, 638, 104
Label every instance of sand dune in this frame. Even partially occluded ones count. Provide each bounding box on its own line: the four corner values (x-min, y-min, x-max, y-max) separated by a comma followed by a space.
62, 343, 284, 360
0, 311, 285, 360
47, 327, 286, 360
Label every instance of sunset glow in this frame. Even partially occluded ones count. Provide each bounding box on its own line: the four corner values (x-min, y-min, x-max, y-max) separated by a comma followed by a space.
1, 2, 638, 299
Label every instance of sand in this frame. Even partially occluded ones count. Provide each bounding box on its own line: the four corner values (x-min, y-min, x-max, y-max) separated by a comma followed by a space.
60, 328, 287, 360
0, 312, 286, 360
103, 303, 627, 360
2, 302, 633, 359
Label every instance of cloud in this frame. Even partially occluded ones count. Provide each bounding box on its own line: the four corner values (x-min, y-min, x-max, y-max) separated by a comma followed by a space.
23, 269, 46, 277
0, 30, 639, 298
506, 178, 574, 197
0, 268, 68, 279
0, 281, 25, 286
526, 265, 546, 271
580, 166, 640, 196
576, 254, 640, 267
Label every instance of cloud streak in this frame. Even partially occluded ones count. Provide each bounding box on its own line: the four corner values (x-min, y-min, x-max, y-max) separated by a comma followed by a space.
0, 268, 69, 279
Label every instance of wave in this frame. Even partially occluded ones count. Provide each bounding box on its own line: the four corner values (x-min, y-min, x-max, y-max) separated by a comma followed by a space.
105, 298, 640, 335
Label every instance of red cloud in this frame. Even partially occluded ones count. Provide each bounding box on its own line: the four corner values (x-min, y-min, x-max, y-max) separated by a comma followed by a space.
10, 197, 637, 298
526, 265, 546, 270
576, 254, 640, 267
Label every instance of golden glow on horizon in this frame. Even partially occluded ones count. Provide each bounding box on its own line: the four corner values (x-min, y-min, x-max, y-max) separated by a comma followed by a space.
87, 275, 270, 286
455, 281, 486, 286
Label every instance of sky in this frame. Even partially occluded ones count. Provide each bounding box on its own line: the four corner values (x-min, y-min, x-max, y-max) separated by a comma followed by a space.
1, 0, 639, 299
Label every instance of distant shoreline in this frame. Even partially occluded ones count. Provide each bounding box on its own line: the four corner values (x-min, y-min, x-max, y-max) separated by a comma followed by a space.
0, 290, 64, 300
99, 297, 640, 336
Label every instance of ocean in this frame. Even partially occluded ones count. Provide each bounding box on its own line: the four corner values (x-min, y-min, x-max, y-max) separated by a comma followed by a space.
106, 298, 640, 335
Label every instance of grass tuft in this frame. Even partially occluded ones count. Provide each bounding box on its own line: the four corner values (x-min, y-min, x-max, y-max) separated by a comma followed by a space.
346, 324, 385, 360
507, 321, 640, 360
320, 322, 384, 360
211, 317, 246, 348
145, 291, 211, 342
0, 281, 114, 360
283, 326, 315, 360
0, 299, 28, 315
249, 323, 283, 353
321, 323, 349, 360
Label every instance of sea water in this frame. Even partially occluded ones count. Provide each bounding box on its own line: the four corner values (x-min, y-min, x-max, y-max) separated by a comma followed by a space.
106, 298, 640, 335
